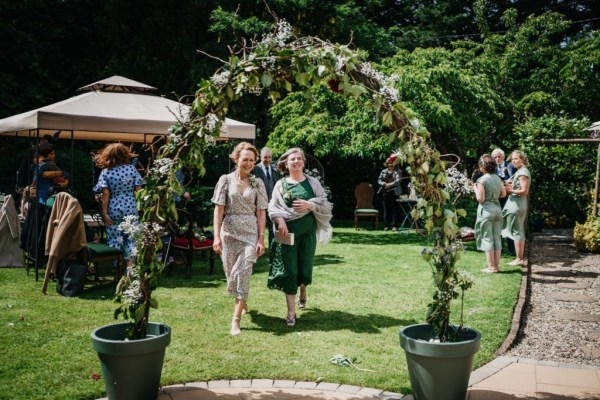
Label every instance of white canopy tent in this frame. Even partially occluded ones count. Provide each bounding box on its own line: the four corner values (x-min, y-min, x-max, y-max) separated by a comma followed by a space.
0, 75, 255, 142
584, 121, 600, 132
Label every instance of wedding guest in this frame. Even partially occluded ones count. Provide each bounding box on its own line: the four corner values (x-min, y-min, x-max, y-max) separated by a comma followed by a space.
474, 156, 506, 273
492, 148, 517, 256
93, 143, 143, 262
253, 147, 279, 244
34, 143, 69, 204
212, 142, 268, 336
502, 150, 531, 266
377, 155, 402, 231
268, 148, 333, 327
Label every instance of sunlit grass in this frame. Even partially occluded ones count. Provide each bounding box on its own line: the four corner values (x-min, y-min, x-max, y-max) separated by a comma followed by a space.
0, 222, 522, 399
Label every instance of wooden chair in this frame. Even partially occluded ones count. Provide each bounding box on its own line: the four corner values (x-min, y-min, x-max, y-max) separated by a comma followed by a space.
354, 182, 379, 230
165, 208, 214, 278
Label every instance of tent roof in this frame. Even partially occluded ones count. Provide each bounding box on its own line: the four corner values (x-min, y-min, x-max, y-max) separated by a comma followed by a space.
77, 75, 157, 93
0, 75, 255, 143
584, 121, 600, 132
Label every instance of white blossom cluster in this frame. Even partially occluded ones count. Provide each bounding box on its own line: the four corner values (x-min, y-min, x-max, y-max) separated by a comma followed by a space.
203, 113, 219, 133
379, 86, 399, 106
304, 168, 332, 199
122, 279, 143, 307
445, 167, 473, 197
261, 19, 294, 48
149, 157, 175, 179
118, 215, 164, 259
358, 62, 400, 107
260, 56, 277, 72
247, 84, 263, 95
210, 70, 231, 88
334, 56, 347, 77
359, 62, 386, 82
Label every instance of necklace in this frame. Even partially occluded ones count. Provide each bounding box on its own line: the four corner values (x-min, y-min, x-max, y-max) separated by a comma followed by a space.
235, 171, 249, 184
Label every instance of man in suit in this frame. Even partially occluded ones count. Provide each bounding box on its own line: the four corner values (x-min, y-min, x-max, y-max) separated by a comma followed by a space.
492, 148, 517, 256
253, 147, 279, 244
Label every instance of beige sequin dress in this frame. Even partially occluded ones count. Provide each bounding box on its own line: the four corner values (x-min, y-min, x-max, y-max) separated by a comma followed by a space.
211, 173, 268, 300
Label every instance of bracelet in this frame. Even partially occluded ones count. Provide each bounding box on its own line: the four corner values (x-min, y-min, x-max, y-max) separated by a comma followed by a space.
258, 233, 264, 236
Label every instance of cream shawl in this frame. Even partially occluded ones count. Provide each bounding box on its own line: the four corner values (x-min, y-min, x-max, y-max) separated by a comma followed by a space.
268, 175, 333, 244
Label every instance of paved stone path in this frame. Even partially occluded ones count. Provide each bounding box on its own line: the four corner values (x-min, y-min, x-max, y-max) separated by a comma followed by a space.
506, 228, 600, 366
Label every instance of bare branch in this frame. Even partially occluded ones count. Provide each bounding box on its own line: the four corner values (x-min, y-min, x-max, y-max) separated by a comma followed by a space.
262, 0, 279, 23
196, 49, 228, 65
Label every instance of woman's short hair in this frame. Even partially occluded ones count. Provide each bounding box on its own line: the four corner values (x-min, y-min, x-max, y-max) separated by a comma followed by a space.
276, 147, 305, 172
229, 142, 258, 162
478, 154, 497, 174
94, 143, 138, 169
511, 150, 529, 166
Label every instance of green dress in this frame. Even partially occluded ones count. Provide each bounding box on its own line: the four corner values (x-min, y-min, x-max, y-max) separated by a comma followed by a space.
474, 173, 503, 251
502, 166, 531, 241
268, 179, 317, 295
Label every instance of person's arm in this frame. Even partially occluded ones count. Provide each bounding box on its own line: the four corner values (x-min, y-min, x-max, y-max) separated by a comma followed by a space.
255, 208, 266, 256
212, 205, 224, 255
41, 169, 63, 179
474, 182, 486, 204
101, 188, 112, 225
377, 170, 386, 187
512, 176, 530, 197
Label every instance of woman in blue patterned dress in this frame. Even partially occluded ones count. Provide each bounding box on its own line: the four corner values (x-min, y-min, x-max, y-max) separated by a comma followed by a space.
94, 143, 143, 261
474, 155, 506, 273
502, 150, 531, 266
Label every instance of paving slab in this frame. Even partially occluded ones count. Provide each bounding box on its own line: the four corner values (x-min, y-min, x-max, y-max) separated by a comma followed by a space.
551, 310, 600, 322
589, 330, 600, 339
547, 292, 597, 302
557, 281, 592, 289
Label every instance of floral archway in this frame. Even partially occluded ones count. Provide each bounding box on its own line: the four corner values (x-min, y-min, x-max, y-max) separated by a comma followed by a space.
121, 20, 468, 341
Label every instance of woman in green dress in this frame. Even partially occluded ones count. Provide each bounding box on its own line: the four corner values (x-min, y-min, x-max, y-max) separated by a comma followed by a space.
474, 155, 506, 273
268, 148, 333, 327
502, 150, 531, 266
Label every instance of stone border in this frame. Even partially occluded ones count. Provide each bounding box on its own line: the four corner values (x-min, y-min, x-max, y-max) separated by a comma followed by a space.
495, 237, 533, 355
154, 380, 411, 399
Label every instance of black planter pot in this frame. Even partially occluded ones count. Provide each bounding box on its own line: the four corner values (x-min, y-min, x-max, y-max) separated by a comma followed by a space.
91, 322, 171, 400
400, 324, 481, 400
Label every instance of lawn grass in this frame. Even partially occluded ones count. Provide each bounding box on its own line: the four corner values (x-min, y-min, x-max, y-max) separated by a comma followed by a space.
0, 221, 522, 400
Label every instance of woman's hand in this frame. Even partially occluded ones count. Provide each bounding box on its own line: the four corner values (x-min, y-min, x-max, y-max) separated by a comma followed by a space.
102, 213, 113, 226
213, 238, 222, 255
256, 241, 265, 257
292, 199, 314, 213
277, 219, 289, 236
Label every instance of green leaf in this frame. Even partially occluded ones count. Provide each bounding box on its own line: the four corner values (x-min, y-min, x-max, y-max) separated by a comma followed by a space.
382, 111, 393, 127
261, 73, 273, 87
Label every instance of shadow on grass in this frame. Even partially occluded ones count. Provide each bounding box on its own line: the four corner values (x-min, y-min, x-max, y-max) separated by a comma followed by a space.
246, 308, 417, 336
332, 231, 428, 246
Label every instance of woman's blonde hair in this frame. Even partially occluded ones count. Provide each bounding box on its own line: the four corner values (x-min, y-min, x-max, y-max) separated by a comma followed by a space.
511, 150, 529, 166
94, 143, 137, 169
276, 147, 305, 172
229, 141, 258, 163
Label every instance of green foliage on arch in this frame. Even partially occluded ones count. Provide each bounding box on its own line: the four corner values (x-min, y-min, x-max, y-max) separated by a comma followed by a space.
131, 20, 470, 341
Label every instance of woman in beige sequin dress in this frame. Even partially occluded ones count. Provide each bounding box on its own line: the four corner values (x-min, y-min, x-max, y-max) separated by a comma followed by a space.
212, 142, 268, 336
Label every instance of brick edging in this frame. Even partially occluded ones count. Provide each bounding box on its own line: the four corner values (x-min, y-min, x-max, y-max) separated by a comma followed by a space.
495, 236, 533, 355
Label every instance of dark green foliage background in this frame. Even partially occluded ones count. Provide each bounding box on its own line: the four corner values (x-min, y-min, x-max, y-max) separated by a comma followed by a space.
0, 0, 598, 225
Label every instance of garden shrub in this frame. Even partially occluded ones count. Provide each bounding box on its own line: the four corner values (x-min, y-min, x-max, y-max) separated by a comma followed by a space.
573, 215, 600, 253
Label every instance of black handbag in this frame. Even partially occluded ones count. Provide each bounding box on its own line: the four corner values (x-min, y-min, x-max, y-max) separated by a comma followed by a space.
56, 260, 88, 297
